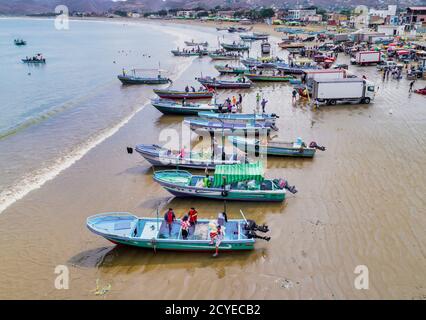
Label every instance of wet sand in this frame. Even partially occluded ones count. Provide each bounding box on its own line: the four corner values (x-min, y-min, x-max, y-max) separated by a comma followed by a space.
0, 22, 425, 300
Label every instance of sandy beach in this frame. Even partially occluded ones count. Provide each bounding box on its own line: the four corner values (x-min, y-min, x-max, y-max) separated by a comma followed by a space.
0, 17, 425, 300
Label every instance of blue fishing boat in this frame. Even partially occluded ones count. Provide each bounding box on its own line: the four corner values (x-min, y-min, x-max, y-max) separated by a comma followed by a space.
22, 53, 45, 64
151, 99, 224, 115
184, 117, 278, 136
153, 162, 297, 202
229, 136, 326, 157
197, 76, 252, 89
14, 39, 26, 46
87, 212, 271, 252
133, 144, 243, 169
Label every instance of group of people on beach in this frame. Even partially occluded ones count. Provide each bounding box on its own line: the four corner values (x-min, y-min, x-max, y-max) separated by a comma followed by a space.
164, 208, 228, 257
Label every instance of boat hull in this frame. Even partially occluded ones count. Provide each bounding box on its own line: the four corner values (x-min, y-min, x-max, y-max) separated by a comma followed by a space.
151, 102, 220, 115
87, 215, 255, 252
135, 145, 240, 169
230, 137, 316, 157
245, 74, 294, 82
160, 184, 285, 202
153, 90, 213, 100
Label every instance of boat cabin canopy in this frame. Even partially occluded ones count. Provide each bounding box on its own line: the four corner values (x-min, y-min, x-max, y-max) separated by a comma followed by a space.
213, 162, 264, 187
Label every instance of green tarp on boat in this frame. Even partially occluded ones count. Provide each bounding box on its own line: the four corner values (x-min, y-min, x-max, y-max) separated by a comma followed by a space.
213, 162, 264, 187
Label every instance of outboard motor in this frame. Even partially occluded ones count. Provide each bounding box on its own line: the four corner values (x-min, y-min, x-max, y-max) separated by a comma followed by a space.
243, 219, 270, 241
274, 179, 298, 194
309, 141, 326, 151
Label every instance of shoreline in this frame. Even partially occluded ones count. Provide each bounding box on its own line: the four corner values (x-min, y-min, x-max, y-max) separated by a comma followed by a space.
0, 18, 199, 215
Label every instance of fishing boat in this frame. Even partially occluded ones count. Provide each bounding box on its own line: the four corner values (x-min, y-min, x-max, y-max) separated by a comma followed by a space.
151, 99, 223, 115
133, 144, 243, 169
221, 43, 250, 51
86, 212, 270, 251
245, 73, 295, 82
153, 89, 213, 100
214, 65, 249, 75
278, 42, 305, 49
22, 53, 46, 64
198, 112, 278, 122
171, 49, 208, 57
209, 52, 242, 60
14, 39, 26, 46
153, 162, 297, 202
229, 136, 325, 157
240, 33, 269, 41
197, 76, 252, 89
118, 69, 171, 85
184, 118, 278, 135
275, 60, 320, 74
228, 26, 252, 33
22, 57, 46, 64
184, 40, 208, 47
241, 57, 281, 69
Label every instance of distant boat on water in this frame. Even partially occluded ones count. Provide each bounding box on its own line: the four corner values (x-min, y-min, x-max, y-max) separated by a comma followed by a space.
14, 39, 26, 46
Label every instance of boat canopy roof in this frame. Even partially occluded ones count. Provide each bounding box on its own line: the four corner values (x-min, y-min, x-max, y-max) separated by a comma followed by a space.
213, 162, 264, 187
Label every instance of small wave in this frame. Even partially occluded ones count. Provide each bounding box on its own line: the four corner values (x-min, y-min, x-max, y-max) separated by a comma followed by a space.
0, 52, 193, 215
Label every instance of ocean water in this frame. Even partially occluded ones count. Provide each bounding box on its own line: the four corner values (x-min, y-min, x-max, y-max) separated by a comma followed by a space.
0, 17, 194, 212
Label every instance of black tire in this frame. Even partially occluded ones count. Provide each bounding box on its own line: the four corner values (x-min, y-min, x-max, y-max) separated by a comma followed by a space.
363, 97, 371, 104
329, 99, 337, 105
221, 190, 228, 197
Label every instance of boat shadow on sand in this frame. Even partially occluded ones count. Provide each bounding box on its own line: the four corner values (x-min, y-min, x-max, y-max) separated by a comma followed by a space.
69, 244, 265, 277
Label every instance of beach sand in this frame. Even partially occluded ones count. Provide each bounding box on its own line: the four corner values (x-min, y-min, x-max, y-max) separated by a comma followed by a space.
0, 19, 425, 300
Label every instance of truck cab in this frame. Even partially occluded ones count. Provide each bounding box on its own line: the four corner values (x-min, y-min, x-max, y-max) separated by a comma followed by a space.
363, 81, 376, 103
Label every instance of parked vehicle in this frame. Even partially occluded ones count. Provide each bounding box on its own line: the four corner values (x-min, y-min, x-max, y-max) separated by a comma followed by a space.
312, 78, 376, 105
350, 51, 381, 65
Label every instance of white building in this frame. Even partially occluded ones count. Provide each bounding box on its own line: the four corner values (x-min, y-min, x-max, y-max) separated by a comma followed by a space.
369, 5, 397, 18
287, 9, 317, 21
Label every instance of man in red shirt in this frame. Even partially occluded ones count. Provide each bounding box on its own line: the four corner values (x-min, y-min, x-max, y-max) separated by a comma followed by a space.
164, 208, 175, 236
188, 207, 198, 226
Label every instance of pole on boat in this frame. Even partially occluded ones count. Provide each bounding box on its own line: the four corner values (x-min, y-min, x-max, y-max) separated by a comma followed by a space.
210, 130, 214, 162
239, 210, 248, 224
156, 207, 159, 232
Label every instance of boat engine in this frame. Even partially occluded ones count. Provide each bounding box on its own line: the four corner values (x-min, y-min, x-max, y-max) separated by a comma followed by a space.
309, 141, 326, 151
243, 220, 271, 241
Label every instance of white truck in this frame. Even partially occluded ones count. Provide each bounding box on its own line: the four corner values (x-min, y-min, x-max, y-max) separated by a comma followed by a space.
312, 78, 376, 105
303, 69, 347, 90
351, 51, 382, 65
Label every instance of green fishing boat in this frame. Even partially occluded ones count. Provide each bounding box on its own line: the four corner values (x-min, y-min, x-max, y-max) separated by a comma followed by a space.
153, 162, 297, 202
87, 212, 271, 252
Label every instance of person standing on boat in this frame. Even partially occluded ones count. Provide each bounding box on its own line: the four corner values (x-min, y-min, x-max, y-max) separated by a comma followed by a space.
217, 212, 228, 227
164, 208, 176, 236
189, 208, 198, 226
181, 215, 190, 240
